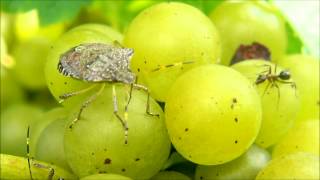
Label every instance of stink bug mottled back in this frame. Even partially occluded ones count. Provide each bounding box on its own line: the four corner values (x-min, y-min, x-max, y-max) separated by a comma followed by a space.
58, 43, 135, 84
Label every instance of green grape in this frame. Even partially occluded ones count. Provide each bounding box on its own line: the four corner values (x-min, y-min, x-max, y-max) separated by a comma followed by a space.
195, 145, 270, 180
45, 24, 123, 106
165, 64, 262, 165
209, 1, 287, 65
81, 173, 132, 180
11, 36, 51, 90
64, 84, 171, 179
150, 171, 191, 180
277, 54, 319, 121
272, 120, 319, 158
232, 60, 300, 148
29, 108, 67, 156
1, 66, 25, 109
35, 109, 71, 171
168, 161, 196, 179
14, 9, 65, 42
124, 2, 221, 101
1, 104, 43, 157
0, 154, 76, 180
256, 152, 319, 179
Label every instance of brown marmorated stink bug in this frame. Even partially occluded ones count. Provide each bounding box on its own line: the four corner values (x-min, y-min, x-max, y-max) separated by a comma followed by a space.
57, 42, 160, 144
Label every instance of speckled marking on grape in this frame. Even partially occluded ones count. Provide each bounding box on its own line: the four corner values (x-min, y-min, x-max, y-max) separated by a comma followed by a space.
104, 158, 111, 164
135, 158, 140, 161
234, 117, 238, 123
231, 97, 238, 109
121, 168, 126, 172
200, 176, 204, 180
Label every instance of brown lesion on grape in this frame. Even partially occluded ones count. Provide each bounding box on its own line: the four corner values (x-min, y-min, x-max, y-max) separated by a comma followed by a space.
235, 140, 238, 144
104, 158, 112, 164
184, 128, 189, 132
230, 42, 270, 65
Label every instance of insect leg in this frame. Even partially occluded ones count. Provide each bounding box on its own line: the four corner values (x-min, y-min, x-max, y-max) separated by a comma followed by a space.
276, 79, 297, 97
58, 84, 98, 103
27, 126, 33, 180
272, 81, 281, 107
133, 84, 160, 117
151, 60, 194, 72
27, 127, 57, 180
261, 80, 271, 98
112, 85, 129, 144
32, 163, 55, 180
125, 84, 133, 114
69, 84, 105, 129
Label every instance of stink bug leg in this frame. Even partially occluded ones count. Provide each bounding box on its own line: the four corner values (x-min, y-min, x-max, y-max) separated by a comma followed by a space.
27, 126, 61, 180
69, 84, 106, 129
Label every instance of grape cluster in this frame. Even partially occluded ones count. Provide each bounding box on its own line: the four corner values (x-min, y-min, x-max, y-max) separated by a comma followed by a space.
1, 1, 319, 180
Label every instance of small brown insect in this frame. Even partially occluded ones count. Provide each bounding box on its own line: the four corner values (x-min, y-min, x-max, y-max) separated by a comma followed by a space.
57, 42, 159, 144
255, 64, 296, 102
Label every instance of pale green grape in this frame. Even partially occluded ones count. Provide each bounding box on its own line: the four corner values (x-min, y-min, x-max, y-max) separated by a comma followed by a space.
256, 152, 319, 179
124, 2, 221, 101
1, 66, 25, 109
64, 84, 171, 179
150, 171, 191, 180
35, 108, 71, 170
195, 145, 270, 180
0, 104, 43, 157
272, 120, 319, 158
11, 36, 51, 89
165, 64, 262, 165
0, 154, 76, 180
45, 24, 123, 107
232, 60, 300, 148
81, 173, 132, 180
29, 108, 67, 156
209, 1, 287, 65
277, 54, 319, 121
14, 9, 65, 42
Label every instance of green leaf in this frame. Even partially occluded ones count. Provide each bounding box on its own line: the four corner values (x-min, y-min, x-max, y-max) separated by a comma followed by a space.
1, 0, 92, 26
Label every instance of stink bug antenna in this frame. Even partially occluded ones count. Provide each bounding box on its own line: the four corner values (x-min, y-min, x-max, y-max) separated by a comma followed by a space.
27, 126, 33, 180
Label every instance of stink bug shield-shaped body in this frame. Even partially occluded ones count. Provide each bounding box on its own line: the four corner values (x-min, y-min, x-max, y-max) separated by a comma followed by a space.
58, 43, 135, 83
58, 43, 158, 144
